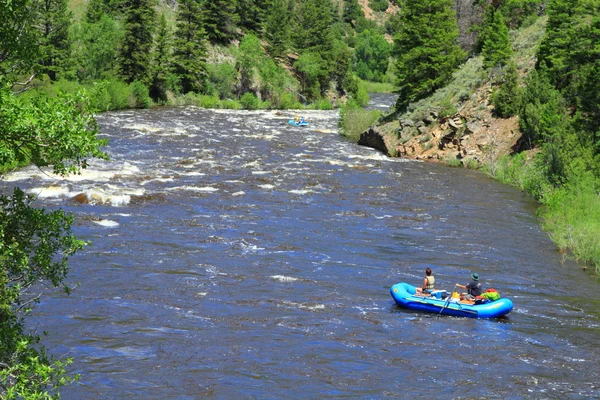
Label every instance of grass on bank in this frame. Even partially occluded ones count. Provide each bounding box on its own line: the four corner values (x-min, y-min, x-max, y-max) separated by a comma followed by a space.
487, 155, 600, 274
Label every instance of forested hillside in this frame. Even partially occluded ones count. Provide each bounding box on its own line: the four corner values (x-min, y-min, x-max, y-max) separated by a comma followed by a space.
2, 0, 405, 112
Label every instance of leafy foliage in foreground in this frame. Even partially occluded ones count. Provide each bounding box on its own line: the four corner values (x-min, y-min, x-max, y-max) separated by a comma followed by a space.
0, 82, 106, 397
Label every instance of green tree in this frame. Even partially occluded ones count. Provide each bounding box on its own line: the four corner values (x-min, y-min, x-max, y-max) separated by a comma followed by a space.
294, 51, 328, 100
491, 61, 521, 117
237, 0, 271, 35
119, 0, 156, 84
482, 7, 512, 69
537, 0, 600, 146
203, 0, 239, 44
343, 0, 364, 26
354, 29, 391, 82
36, 0, 73, 81
519, 68, 570, 150
85, 0, 125, 22
265, 0, 290, 58
0, 0, 39, 78
72, 14, 124, 81
149, 13, 171, 102
393, 0, 466, 112
292, 0, 334, 54
172, 0, 208, 93
237, 34, 263, 96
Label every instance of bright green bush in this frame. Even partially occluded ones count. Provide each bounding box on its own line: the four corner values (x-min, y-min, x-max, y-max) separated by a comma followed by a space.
207, 62, 237, 100
240, 92, 260, 110
339, 104, 381, 142
106, 79, 131, 109
130, 81, 151, 109
219, 99, 242, 109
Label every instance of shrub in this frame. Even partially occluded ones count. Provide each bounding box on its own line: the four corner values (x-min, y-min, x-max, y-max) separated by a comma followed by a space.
240, 92, 260, 110
314, 98, 333, 110
130, 81, 151, 109
208, 62, 237, 100
369, 0, 389, 12
106, 79, 131, 110
219, 99, 242, 109
339, 105, 381, 142
89, 81, 111, 111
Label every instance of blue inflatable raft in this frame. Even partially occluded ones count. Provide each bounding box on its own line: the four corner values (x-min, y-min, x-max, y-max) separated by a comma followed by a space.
390, 282, 513, 319
288, 118, 309, 127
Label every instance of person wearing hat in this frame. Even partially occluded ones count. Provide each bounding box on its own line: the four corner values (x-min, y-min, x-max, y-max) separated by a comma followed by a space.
456, 273, 482, 300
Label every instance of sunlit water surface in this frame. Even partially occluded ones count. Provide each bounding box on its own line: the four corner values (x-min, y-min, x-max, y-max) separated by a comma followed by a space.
5, 98, 600, 399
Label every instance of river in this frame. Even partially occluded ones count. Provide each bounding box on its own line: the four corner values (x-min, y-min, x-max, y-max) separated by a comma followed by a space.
4, 98, 600, 399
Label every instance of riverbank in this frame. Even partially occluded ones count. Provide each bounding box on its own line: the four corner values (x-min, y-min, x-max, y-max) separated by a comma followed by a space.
348, 17, 600, 275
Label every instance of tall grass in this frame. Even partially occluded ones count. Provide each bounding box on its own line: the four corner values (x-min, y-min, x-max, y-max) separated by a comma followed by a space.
486, 154, 600, 274
358, 79, 397, 94
540, 181, 600, 274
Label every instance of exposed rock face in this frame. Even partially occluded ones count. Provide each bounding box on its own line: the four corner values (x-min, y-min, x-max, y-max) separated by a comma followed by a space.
360, 77, 523, 167
358, 126, 390, 155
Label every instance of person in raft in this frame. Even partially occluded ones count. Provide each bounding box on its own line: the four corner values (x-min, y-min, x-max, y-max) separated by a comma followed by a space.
415, 267, 435, 295
457, 273, 482, 300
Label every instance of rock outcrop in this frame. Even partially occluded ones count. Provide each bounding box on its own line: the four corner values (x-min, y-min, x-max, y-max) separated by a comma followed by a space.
358, 126, 391, 156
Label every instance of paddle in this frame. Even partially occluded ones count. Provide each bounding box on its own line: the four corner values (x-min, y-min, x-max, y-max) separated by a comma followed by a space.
438, 284, 458, 316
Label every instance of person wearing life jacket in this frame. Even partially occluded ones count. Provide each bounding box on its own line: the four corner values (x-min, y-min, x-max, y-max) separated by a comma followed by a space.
415, 267, 435, 295
457, 273, 482, 300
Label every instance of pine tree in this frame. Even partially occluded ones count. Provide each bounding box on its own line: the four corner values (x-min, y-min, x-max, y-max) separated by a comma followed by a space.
237, 0, 271, 35
292, 0, 334, 54
536, 0, 582, 89
482, 7, 512, 69
343, 0, 363, 26
490, 61, 521, 117
119, 0, 156, 84
85, 0, 124, 23
265, 0, 290, 58
394, 0, 466, 111
86, 0, 107, 23
172, 0, 208, 93
36, 0, 73, 81
202, 0, 239, 44
149, 13, 171, 102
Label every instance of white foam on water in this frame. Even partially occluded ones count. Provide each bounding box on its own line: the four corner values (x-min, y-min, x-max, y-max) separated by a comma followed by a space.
123, 124, 162, 133
270, 275, 299, 282
82, 190, 132, 206
93, 219, 119, 227
279, 300, 326, 311
251, 171, 270, 175
288, 189, 314, 195
27, 185, 71, 199
141, 177, 175, 185
4, 162, 140, 183
167, 185, 219, 192
258, 184, 275, 190
231, 191, 245, 196
178, 171, 206, 176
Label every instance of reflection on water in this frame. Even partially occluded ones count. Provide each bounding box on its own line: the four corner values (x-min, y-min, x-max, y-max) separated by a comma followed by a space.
6, 99, 600, 399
